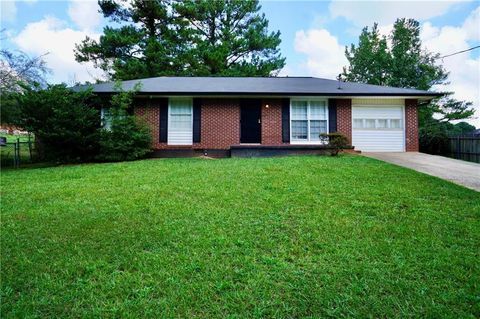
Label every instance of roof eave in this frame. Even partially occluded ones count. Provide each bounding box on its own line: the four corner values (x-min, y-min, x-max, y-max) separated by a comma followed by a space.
91, 91, 443, 97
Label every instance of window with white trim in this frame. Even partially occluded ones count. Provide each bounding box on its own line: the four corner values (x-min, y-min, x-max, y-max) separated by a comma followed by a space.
291, 99, 328, 142
168, 98, 193, 145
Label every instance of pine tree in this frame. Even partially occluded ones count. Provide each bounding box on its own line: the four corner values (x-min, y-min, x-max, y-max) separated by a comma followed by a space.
174, 0, 285, 76
75, 0, 186, 80
75, 0, 285, 79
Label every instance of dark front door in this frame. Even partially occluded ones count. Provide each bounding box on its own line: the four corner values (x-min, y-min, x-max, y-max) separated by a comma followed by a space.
240, 99, 262, 143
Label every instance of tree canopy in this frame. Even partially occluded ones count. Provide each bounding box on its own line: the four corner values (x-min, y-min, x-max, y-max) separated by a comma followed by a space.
342, 19, 448, 90
75, 0, 285, 80
173, 0, 284, 76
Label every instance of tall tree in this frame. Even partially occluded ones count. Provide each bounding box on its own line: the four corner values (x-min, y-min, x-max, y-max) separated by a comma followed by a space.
75, 0, 185, 80
75, 0, 285, 79
389, 19, 446, 90
174, 0, 285, 76
343, 23, 390, 86
342, 19, 448, 90
341, 18, 475, 153
0, 40, 50, 125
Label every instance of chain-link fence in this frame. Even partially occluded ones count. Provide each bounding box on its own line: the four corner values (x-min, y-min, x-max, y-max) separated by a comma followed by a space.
1, 137, 38, 168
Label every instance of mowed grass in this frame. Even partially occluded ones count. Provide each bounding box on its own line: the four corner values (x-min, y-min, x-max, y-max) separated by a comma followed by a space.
1, 155, 479, 318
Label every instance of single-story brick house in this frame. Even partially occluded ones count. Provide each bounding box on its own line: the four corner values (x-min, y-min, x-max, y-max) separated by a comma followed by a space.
84, 77, 441, 157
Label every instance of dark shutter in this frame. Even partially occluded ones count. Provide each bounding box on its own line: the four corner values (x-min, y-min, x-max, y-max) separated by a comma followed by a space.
281, 98, 290, 143
193, 98, 201, 143
328, 99, 337, 133
159, 98, 168, 143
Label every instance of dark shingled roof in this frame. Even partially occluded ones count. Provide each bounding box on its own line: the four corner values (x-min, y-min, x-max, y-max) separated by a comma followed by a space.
75, 76, 442, 97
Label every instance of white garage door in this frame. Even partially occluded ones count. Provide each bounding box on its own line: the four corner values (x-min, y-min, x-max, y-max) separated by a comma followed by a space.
352, 99, 405, 152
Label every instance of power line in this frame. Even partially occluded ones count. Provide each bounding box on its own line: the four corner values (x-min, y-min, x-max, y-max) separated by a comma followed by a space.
437, 45, 480, 59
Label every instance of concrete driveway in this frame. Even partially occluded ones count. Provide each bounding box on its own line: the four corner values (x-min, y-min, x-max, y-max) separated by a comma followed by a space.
363, 152, 480, 192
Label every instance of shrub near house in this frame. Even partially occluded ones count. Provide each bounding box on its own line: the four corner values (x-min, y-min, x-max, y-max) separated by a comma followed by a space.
15, 84, 100, 162
11, 84, 151, 164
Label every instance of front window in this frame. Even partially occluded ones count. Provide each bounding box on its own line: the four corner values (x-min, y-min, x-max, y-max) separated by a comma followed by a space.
291, 99, 328, 142
168, 98, 193, 145
100, 107, 113, 130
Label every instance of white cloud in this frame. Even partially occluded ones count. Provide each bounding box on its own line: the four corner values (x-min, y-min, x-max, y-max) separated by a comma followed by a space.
1, 1, 17, 23
329, 0, 467, 27
68, 0, 102, 31
293, 29, 348, 79
462, 5, 480, 41
420, 7, 480, 127
13, 16, 105, 84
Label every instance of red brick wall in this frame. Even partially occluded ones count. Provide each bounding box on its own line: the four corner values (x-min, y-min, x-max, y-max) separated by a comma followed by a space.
405, 99, 419, 152
135, 97, 417, 151
134, 98, 159, 146
261, 99, 284, 145
336, 99, 352, 143
196, 98, 240, 149
135, 98, 241, 150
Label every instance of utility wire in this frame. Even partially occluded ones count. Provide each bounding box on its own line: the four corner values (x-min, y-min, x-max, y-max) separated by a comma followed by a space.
437, 45, 480, 59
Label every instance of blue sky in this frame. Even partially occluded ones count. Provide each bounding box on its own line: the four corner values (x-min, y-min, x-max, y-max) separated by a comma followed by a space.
1, 0, 479, 126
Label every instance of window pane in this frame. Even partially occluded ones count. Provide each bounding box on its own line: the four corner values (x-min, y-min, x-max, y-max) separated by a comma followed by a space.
310, 100, 326, 107
353, 119, 363, 129
390, 119, 402, 129
170, 104, 192, 115
101, 108, 113, 130
310, 104, 326, 120
310, 120, 327, 140
170, 99, 192, 131
377, 119, 387, 129
291, 100, 308, 108
292, 120, 308, 140
170, 114, 191, 130
365, 119, 376, 129
291, 103, 307, 120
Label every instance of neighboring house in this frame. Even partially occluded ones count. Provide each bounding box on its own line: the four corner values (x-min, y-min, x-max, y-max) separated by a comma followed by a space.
83, 77, 441, 157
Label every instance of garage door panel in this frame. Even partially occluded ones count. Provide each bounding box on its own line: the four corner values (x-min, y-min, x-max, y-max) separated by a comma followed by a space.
352, 131, 404, 152
352, 106, 403, 118
352, 101, 405, 152
352, 98, 404, 106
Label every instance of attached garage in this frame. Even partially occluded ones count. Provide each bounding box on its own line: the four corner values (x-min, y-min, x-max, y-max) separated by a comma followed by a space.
352, 99, 405, 152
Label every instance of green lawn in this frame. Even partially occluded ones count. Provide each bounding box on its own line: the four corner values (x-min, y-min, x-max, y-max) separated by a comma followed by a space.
1, 155, 479, 318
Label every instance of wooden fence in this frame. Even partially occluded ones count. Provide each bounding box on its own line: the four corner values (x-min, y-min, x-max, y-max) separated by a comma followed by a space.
446, 136, 480, 163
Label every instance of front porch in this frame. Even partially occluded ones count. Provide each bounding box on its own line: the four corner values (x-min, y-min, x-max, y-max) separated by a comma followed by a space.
150, 144, 355, 158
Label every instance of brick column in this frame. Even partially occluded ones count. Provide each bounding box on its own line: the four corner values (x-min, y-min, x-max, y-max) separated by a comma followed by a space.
336, 99, 352, 143
405, 99, 419, 152
261, 99, 284, 145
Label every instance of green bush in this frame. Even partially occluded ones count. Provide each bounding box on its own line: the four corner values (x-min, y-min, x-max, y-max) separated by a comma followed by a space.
96, 83, 151, 162
15, 84, 100, 162
14, 82, 152, 164
320, 132, 350, 156
96, 115, 152, 162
